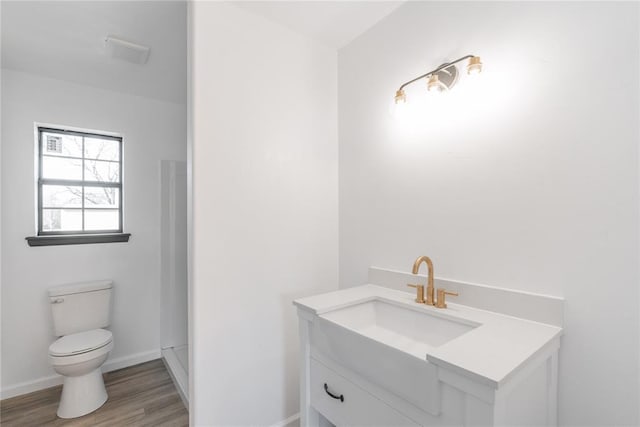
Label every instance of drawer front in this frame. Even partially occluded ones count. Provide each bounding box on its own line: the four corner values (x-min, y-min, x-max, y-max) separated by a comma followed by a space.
310, 358, 418, 427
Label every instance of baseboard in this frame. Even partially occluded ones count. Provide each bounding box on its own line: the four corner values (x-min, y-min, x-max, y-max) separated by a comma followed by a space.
0, 374, 63, 401
270, 413, 300, 427
103, 349, 161, 373
0, 349, 161, 400
161, 348, 188, 407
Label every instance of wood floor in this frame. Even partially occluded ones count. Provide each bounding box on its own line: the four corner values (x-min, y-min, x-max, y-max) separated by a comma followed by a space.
0, 359, 188, 426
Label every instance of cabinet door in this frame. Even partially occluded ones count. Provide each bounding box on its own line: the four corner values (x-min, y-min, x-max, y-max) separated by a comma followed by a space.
310, 358, 418, 427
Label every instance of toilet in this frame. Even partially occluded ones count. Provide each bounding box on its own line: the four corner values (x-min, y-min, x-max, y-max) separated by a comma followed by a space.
48, 280, 114, 419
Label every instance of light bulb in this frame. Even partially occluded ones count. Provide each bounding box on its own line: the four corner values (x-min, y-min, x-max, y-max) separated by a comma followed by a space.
390, 89, 408, 118
427, 75, 447, 92
467, 56, 483, 75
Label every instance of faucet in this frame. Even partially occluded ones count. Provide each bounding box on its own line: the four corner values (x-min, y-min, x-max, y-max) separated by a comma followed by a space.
410, 255, 435, 306
435, 288, 459, 309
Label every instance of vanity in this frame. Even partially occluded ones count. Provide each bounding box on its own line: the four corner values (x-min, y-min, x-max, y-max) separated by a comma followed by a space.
294, 266, 563, 427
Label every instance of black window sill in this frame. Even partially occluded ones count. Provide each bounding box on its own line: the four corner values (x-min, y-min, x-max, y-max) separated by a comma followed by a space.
26, 233, 131, 247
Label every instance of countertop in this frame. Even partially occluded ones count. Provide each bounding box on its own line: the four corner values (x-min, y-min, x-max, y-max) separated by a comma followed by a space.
294, 284, 563, 388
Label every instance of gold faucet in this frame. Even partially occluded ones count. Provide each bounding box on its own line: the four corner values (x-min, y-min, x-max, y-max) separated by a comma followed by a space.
435, 289, 459, 308
410, 256, 435, 306
407, 284, 425, 303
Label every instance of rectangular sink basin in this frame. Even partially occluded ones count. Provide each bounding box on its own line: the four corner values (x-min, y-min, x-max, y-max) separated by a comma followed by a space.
322, 299, 476, 356
310, 298, 478, 416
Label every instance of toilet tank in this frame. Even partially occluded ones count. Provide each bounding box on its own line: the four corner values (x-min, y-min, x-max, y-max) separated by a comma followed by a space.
49, 280, 113, 337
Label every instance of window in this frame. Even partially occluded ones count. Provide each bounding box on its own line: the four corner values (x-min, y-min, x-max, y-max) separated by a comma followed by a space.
26, 127, 130, 246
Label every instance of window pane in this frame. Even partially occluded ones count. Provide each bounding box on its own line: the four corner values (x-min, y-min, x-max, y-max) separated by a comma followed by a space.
42, 132, 83, 158
85, 209, 119, 231
84, 187, 119, 208
42, 185, 82, 208
42, 156, 83, 180
84, 137, 120, 161
84, 160, 120, 183
42, 209, 82, 232
38, 128, 124, 235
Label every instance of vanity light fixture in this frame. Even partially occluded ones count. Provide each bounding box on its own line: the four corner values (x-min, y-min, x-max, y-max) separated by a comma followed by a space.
394, 55, 482, 104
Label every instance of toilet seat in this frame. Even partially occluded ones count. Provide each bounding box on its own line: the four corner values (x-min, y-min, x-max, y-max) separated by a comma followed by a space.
49, 329, 113, 357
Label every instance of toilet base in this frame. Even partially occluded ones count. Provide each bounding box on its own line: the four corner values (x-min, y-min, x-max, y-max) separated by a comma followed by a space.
57, 368, 108, 419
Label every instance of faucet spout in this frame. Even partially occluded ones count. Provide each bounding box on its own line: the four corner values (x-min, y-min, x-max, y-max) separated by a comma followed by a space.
412, 256, 435, 305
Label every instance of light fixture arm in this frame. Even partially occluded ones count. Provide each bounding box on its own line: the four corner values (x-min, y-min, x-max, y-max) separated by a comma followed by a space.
397, 54, 476, 92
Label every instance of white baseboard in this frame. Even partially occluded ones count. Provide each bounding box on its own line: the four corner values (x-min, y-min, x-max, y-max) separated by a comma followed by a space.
271, 413, 300, 427
0, 374, 63, 401
103, 349, 161, 373
0, 349, 161, 400
161, 348, 188, 406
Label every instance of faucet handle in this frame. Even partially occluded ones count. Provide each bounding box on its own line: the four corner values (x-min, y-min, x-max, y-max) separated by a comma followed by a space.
407, 284, 426, 304
435, 288, 458, 309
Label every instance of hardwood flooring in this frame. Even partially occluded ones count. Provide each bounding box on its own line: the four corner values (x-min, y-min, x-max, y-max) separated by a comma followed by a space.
0, 359, 188, 426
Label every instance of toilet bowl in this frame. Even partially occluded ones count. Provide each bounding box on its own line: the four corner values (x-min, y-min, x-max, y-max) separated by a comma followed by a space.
49, 328, 114, 418
48, 280, 114, 419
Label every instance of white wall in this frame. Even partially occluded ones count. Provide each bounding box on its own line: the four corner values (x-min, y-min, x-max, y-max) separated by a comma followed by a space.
338, 2, 639, 426
191, 2, 338, 425
1, 70, 186, 396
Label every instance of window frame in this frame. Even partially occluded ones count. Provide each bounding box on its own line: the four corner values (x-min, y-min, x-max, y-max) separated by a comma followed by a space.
36, 126, 124, 236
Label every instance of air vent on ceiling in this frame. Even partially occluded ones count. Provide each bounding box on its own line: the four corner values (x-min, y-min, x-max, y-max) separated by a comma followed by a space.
104, 36, 150, 65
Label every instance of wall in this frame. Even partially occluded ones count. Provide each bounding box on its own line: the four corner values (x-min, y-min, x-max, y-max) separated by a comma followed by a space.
339, 2, 640, 425
338, 2, 639, 426
190, 2, 338, 425
1, 70, 187, 397
0, 4, 3, 403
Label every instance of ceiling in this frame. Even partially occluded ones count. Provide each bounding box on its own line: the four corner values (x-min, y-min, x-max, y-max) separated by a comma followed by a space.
0, 1, 402, 103
233, 1, 404, 49
1, 1, 187, 104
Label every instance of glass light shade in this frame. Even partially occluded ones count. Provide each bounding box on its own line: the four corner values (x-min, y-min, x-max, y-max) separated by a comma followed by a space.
394, 89, 406, 104
467, 56, 483, 74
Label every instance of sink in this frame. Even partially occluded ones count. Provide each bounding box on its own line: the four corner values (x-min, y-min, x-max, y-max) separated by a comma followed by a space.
310, 298, 479, 415
322, 299, 476, 356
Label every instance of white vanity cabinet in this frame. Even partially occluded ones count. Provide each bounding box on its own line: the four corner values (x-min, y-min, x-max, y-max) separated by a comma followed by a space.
295, 284, 562, 427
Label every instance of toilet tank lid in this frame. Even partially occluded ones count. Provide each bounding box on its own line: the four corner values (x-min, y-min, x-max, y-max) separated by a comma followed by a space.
48, 280, 113, 297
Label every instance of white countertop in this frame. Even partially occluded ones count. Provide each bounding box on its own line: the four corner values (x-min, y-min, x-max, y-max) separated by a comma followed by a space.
294, 284, 563, 388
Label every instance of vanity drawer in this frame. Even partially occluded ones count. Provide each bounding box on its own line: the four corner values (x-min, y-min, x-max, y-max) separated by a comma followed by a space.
310, 358, 418, 427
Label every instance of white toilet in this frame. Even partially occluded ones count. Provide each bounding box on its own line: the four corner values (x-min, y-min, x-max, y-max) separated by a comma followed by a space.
48, 280, 114, 419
